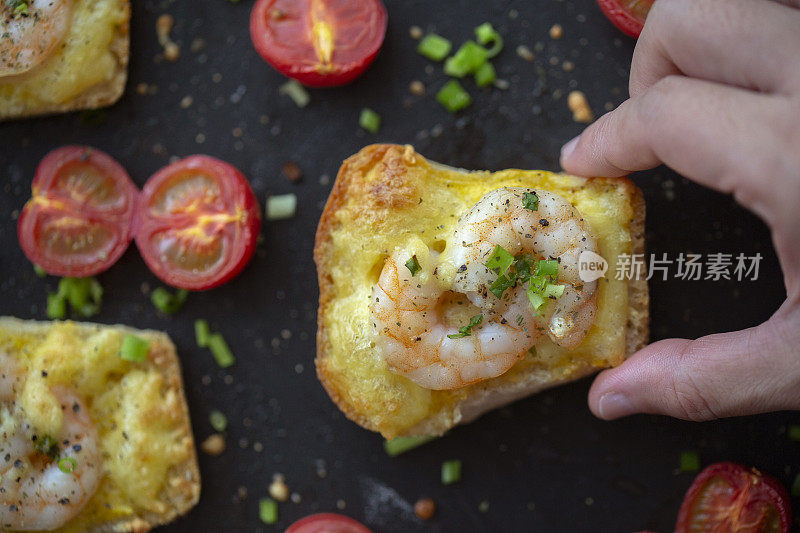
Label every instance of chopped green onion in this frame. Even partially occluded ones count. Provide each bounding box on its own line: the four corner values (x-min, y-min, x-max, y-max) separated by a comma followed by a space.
788, 425, 800, 441
444, 41, 488, 77
485, 245, 514, 275
208, 333, 235, 368
528, 275, 547, 293
441, 460, 462, 485
405, 255, 421, 276
417, 34, 452, 61
522, 191, 539, 211
679, 450, 700, 472
513, 255, 534, 282
195, 319, 211, 348
534, 259, 559, 278
120, 334, 150, 363
527, 289, 546, 313
57, 277, 103, 318
436, 80, 472, 112
151, 287, 189, 314
259, 498, 278, 524
46, 293, 67, 319
384, 435, 437, 456
792, 473, 800, 497
58, 457, 77, 474
209, 410, 228, 432
33, 265, 47, 278
489, 273, 515, 299
359, 108, 381, 133
542, 284, 565, 299
474, 61, 496, 88
447, 314, 483, 339
266, 193, 297, 221
474, 22, 504, 58
279, 79, 310, 108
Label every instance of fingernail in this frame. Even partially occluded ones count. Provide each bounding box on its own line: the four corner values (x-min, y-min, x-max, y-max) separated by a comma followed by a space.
560, 135, 580, 162
597, 392, 635, 420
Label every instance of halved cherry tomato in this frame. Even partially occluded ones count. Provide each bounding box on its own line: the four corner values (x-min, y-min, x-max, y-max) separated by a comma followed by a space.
676, 462, 791, 533
596, 0, 654, 38
250, 0, 387, 87
286, 513, 372, 533
134, 156, 261, 291
17, 146, 138, 277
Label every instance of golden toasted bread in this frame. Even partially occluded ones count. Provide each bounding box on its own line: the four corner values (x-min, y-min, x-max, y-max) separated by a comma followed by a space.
0, 0, 130, 121
0, 317, 200, 532
315, 144, 648, 439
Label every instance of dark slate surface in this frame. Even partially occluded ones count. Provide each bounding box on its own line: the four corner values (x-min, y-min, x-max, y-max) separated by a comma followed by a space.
0, 0, 796, 531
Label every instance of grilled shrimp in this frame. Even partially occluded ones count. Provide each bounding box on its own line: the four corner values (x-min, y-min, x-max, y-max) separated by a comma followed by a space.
0, 0, 74, 78
0, 353, 102, 531
371, 187, 599, 390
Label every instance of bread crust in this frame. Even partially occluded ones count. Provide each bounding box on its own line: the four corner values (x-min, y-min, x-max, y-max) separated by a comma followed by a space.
315, 144, 649, 436
0, 0, 130, 122
0, 317, 200, 532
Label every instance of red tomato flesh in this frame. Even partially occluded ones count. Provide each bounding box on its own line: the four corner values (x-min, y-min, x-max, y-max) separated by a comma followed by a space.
250, 0, 387, 87
286, 513, 372, 533
676, 462, 791, 533
596, 0, 654, 38
134, 156, 261, 291
17, 146, 138, 277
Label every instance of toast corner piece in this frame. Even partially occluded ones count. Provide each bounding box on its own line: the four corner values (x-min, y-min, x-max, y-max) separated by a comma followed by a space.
0, 0, 131, 122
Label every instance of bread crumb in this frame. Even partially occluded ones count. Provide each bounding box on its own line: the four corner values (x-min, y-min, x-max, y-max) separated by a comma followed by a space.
409, 26, 423, 39
516, 45, 535, 61
282, 161, 302, 182
156, 14, 180, 62
269, 474, 290, 502
180, 95, 193, 109
562, 61, 575, 72
568, 90, 594, 123
409, 80, 425, 96
201, 434, 226, 456
549, 24, 563, 39
414, 498, 436, 520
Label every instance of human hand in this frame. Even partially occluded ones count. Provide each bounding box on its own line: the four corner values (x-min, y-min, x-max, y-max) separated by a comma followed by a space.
560, 0, 800, 421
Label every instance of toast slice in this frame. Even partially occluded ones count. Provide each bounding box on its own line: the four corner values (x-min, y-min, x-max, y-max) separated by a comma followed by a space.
0, 0, 130, 121
0, 317, 200, 532
315, 144, 648, 439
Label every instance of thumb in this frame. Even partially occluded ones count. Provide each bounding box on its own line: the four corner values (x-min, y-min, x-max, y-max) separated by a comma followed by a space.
588, 307, 800, 421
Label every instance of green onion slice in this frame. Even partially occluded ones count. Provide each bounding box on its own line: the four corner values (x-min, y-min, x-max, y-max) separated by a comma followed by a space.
405, 255, 421, 276
266, 193, 297, 221
195, 319, 211, 348
120, 334, 150, 363
359, 108, 381, 133
437, 80, 472, 112
33, 265, 47, 278
384, 435, 437, 456
58, 457, 77, 474
475, 22, 504, 58
542, 283, 565, 299
444, 41, 488, 77
489, 273, 515, 299
151, 287, 189, 314
447, 314, 483, 339
527, 289, 547, 314
788, 425, 800, 442
208, 333, 235, 368
441, 460, 462, 485
209, 410, 228, 432
279, 80, 310, 108
534, 259, 559, 278
417, 33, 452, 61
522, 191, 539, 211
259, 498, 278, 524
485, 245, 514, 275
475, 61, 497, 88
679, 450, 700, 472
46, 293, 67, 320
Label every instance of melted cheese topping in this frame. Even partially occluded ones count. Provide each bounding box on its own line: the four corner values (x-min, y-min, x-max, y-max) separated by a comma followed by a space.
0, 0, 127, 111
0, 322, 193, 531
318, 146, 638, 437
